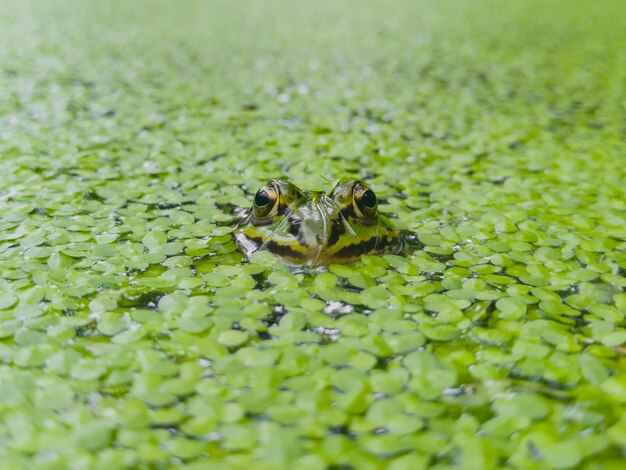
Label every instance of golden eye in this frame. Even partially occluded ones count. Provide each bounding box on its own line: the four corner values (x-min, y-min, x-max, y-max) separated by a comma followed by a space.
358, 189, 377, 209
254, 189, 272, 207
353, 182, 378, 218
253, 183, 279, 218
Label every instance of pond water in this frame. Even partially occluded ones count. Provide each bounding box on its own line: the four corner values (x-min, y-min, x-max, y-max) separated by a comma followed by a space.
0, 0, 625, 468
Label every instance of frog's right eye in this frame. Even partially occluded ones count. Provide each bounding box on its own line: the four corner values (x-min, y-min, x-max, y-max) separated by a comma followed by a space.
253, 183, 279, 218
352, 182, 378, 220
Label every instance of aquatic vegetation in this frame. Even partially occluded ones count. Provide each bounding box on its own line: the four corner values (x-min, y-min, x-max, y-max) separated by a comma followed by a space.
0, 0, 625, 468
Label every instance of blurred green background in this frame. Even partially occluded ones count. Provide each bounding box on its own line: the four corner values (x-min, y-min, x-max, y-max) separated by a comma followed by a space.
1, 1, 625, 468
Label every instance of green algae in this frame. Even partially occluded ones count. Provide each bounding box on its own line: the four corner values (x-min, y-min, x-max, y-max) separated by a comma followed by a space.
1, 0, 626, 468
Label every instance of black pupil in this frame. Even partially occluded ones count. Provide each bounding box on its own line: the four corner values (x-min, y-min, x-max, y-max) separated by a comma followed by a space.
254, 189, 272, 207
360, 189, 377, 208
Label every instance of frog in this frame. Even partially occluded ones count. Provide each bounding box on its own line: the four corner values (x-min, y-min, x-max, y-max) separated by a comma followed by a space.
233, 179, 404, 266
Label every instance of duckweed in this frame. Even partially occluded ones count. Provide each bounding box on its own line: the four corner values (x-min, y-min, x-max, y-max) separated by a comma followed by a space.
1, 0, 625, 468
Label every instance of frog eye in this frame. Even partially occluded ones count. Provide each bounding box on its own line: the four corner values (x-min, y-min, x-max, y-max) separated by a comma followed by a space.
254, 189, 272, 207
353, 182, 378, 218
358, 189, 377, 209
253, 183, 279, 218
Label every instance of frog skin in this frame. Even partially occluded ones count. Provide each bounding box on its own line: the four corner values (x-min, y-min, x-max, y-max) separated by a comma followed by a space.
233, 179, 403, 266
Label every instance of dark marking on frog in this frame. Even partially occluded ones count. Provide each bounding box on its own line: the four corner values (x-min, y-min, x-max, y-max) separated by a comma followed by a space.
287, 217, 310, 247
327, 218, 345, 247
288, 218, 301, 237
333, 236, 394, 259
340, 205, 356, 220
265, 240, 306, 259
277, 203, 290, 216
246, 235, 306, 259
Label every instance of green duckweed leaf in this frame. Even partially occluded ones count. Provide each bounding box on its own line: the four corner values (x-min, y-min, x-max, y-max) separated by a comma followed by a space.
217, 330, 250, 348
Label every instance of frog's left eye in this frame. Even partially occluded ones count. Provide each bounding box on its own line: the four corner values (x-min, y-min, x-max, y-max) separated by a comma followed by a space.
353, 182, 378, 218
253, 183, 279, 219
254, 189, 272, 207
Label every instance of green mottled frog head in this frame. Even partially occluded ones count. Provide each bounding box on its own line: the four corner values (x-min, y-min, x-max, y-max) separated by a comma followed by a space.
233, 179, 403, 266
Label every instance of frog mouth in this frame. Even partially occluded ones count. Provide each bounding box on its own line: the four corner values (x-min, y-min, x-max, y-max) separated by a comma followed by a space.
234, 211, 399, 265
